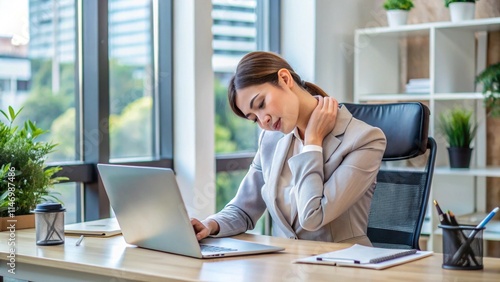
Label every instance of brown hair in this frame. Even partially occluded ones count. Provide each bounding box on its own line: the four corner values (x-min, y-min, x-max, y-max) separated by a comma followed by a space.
228, 51, 328, 118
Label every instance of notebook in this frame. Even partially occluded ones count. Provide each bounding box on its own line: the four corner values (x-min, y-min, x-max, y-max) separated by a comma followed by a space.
294, 244, 433, 270
65, 218, 122, 237
97, 164, 285, 259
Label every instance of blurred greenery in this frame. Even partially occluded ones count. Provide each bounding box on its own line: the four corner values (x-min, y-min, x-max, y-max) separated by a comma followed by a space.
214, 78, 259, 153
109, 60, 148, 115
17, 59, 74, 140
109, 96, 152, 158
213, 77, 259, 210
49, 108, 75, 162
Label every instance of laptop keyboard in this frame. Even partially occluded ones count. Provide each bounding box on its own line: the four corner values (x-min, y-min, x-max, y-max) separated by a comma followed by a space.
200, 244, 238, 253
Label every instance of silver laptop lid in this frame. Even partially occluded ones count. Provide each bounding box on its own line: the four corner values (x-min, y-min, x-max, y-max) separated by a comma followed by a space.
97, 164, 203, 258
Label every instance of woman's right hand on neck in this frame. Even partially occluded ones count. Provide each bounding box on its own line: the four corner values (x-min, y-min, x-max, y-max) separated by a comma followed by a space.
304, 96, 338, 146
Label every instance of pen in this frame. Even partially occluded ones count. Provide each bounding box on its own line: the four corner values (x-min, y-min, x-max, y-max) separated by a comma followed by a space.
450, 207, 499, 264
447, 210, 459, 226
448, 210, 478, 266
434, 200, 451, 225
76, 235, 84, 246
316, 257, 361, 264
475, 207, 499, 229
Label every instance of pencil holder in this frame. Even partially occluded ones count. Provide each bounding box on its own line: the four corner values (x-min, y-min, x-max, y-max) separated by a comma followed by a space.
34, 203, 66, 246
439, 224, 484, 270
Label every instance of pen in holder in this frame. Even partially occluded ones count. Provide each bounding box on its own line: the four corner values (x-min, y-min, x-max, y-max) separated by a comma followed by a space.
439, 224, 484, 270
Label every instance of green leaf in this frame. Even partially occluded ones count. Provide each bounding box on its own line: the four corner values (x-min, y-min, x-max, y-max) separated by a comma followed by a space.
0, 109, 9, 121
8, 106, 15, 121
445, 0, 476, 8
383, 0, 414, 11
28, 120, 37, 132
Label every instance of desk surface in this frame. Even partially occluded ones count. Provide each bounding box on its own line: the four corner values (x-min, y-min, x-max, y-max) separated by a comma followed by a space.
1, 229, 500, 281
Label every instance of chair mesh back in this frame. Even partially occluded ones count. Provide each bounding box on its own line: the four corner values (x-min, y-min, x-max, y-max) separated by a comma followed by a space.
343, 102, 436, 250
367, 169, 427, 249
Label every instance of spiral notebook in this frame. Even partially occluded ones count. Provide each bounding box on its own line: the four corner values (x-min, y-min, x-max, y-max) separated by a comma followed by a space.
294, 244, 433, 270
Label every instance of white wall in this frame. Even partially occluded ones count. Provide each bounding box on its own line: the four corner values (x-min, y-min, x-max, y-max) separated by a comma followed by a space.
173, 0, 215, 219
281, 0, 373, 103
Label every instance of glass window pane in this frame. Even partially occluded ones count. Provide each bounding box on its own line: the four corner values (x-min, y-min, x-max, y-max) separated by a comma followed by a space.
53, 182, 80, 224
0, 0, 77, 162
108, 0, 153, 159
212, 0, 260, 155
213, 0, 266, 221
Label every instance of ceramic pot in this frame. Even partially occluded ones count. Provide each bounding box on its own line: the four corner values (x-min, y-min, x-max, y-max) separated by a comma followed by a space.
387, 10, 408, 27
449, 2, 475, 22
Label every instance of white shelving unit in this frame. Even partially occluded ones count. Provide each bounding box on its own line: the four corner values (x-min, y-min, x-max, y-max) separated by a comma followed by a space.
354, 17, 500, 252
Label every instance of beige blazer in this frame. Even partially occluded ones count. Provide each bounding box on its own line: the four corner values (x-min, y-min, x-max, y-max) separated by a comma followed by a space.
208, 106, 387, 245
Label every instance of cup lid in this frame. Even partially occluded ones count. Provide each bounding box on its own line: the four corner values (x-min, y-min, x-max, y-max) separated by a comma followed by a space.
33, 203, 66, 212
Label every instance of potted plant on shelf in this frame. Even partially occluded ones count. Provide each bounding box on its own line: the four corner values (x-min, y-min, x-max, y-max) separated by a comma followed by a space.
383, 0, 414, 27
476, 62, 500, 117
445, 0, 477, 22
438, 108, 478, 168
0, 106, 67, 231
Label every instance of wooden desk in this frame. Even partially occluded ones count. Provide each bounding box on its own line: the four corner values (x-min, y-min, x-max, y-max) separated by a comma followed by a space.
1, 229, 500, 281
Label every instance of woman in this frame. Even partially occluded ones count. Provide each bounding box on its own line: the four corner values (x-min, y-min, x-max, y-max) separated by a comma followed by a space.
192, 51, 386, 245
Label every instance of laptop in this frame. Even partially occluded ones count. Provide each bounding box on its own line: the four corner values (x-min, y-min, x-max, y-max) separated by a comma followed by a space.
97, 164, 284, 258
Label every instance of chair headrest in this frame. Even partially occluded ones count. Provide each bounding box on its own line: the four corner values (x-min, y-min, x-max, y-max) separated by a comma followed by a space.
342, 102, 430, 161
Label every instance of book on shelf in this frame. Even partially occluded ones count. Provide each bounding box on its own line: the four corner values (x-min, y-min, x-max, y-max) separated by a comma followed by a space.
64, 217, 122, 237
294, 244, 433, 270
405, 78, 430, 94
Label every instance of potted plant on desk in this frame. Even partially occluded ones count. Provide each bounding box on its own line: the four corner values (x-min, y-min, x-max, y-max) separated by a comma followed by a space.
0, 106, 67, 230
445, 0, 477, 22
438, 108, 478, 168
383, 0, 414, 27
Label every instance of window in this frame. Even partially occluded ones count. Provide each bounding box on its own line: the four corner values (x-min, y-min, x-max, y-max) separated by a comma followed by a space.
16, 79, 30, 91
108, 0, 154, 160
0, 0, 79, 223
212, 0, 280, 231
0, 0, 173, 223
1, 0, 78, 162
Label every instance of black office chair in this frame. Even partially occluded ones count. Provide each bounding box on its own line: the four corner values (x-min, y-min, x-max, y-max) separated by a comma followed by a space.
343, 102, 437, 250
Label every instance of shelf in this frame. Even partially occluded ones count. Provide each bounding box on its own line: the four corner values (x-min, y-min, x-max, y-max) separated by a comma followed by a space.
354, 16, 500, 252
356, 24, 430, 37
357, 92, 484, 102
433, 93, 483, 100
356, 17, 500, 36
358, 94, 430, 101
434, 167, 500, 177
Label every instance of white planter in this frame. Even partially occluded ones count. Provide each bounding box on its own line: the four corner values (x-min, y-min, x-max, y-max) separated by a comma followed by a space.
449, 2, 475, 22
386, 10, 408, 27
